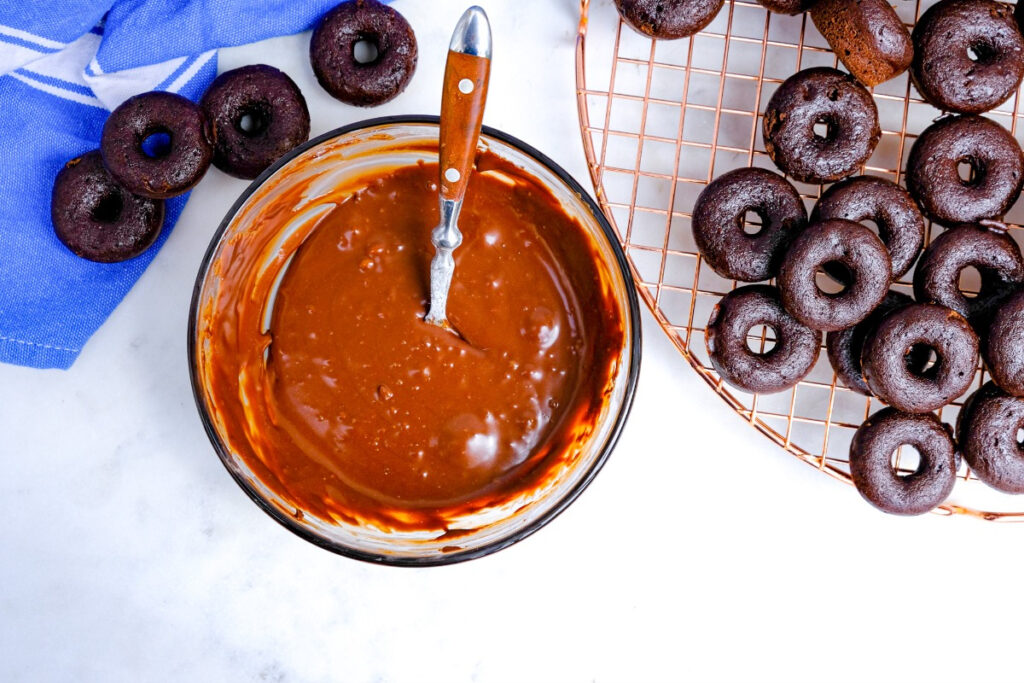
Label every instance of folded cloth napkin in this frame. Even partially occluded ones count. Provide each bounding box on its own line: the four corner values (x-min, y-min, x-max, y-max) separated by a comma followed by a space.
0, 0, 375, 369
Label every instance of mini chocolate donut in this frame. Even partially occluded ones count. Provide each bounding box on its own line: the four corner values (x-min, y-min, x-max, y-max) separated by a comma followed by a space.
705, 285, 822, 394
691, 167, 807, 282
906, 115, 1024, 226
913, 223, 1024, 330
755, 0, 814, 14
763, 67, 880, 184
811, 175, 925, 280
310, 0, 418, 107
811, 0, 914, 87
826, 291, 922, 395
101, 91, 212, 199
911, 0, 1024, 114
51, 150, 164, 263
984, 290, 1024, 396
862, 303, 979, 413
614, 0, 724, 39
957, 382, 1024, 493
778, 219, 891, 332
200, 65, 310, 180
849, 408, 957, 515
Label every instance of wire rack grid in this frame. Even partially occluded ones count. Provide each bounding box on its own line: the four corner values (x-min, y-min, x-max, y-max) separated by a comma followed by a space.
575, 0, 1024, 520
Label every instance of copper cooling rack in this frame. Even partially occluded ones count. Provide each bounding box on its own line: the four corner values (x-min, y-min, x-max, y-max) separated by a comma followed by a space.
575, 0, 1024, 520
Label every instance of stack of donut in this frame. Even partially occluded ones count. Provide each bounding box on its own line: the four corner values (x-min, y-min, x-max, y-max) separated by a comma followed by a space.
51, 0, 416, 263
616, 0, 1024, 515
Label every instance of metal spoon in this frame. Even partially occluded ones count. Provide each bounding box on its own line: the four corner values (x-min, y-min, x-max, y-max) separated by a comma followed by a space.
425, 6, 493, 329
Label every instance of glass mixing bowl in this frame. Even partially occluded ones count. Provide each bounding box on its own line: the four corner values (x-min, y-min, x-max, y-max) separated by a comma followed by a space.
189, 116, 641, 565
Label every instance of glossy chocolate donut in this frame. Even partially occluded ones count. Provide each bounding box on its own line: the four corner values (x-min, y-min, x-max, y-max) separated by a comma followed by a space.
984, 290, 1024, 396
705, 285, 822, 394
310, 0, 418, 107
691, 167, 807, 282
826, 291, 922, 395
911, 0, 1024, 114
913, 223, 1024, 330
862, 303, 979, 413
755, 0, 814, 14
850, 408, 957, 515
763, 67, 880, 184
957, 382, 1024, 493
906, 115, 1024, 226
811, 175, 925, 280
778, 218, 891, 332
811, 0, 913, 87
200, 65, 310, 180
101, 91, 213, 199
51, 151, 165, 263
614, 0, 724, 39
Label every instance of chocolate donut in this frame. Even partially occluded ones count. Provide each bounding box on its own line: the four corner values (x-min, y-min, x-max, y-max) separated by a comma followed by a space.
691, 167, 807, 282
778, 219, 891, 332
906, 115, 1024, 226
310, 0, 418, 107
911, 0, 1024, 114
51, 150, 164, 263
705, 285, 822, 394
614, 0, 724, 39
763, 68, 880, 184
101, 91, 213, 199
810, 0, 914, 87
983, 290, 1024, 396
811, 175, 925, 280
850, 408, 957, 515
755, 0, 814, 14
957, 382, 1024, 493
200, 65, 310, 180
826, 291, 923, 395
862, 303, 979, 413
913, 223, 1024, 330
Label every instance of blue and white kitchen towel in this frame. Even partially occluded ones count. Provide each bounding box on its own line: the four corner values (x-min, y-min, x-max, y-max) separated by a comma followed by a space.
0, 0, 375, 369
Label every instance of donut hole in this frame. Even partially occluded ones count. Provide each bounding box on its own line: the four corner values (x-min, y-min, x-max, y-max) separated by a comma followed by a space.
745, 324, 778, 355
957, 265, 982, 299
967, 41, 996, 65
956, 156, 984, 186
890, 444, 923, 478
812, 116, 838, 143
140, 129, 172, 159
906, 343, 941, 379
352, 35, 381, 65
91, 190, 124, 224
815, 261, 851, 295
1017, 427, 1024, 447
235, 105, 270, 138
741, 209, 766, 236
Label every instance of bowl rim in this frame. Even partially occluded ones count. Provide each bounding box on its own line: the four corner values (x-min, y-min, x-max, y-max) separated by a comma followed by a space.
187, 114, 642, 567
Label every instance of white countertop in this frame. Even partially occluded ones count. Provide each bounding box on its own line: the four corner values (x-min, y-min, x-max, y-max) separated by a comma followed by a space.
3, 1, 1023, 681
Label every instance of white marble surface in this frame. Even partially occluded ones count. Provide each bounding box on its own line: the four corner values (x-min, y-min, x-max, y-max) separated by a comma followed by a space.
3, 1, 1024, 681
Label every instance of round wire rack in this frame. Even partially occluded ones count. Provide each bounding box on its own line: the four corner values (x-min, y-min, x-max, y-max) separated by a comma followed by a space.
575, 0, 1024, 520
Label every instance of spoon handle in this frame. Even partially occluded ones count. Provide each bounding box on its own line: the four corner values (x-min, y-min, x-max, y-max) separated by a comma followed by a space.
439, 6, 492, 204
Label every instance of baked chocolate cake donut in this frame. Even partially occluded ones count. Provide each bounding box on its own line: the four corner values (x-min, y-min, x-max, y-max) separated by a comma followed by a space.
906, 115, 1024, 226
811, 175, 925, 280
913, 223, 1024, 330
705, 285, 822, 394
755, 0, 814, 14
911, 0, 1024, 114
983, 290, 1024, 396
826, 291, 922, 395
763, 68, 880, 184
691, 167, 807, 282
614, 0, 724, 39
100, 91, 213, 199
51, 150, 165, 263
310, 0, 418, 107
862, 303, 979, 413
957, 382, 1024, 493
778, 218, 891, 332
810, 0, 914, 87
850, 408, 957, 515
200, 64, 310, 180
